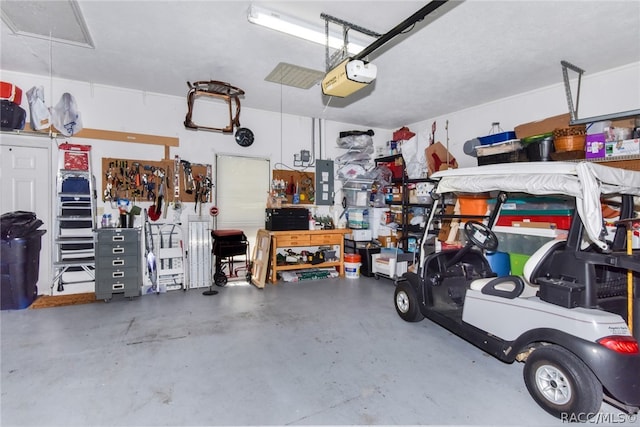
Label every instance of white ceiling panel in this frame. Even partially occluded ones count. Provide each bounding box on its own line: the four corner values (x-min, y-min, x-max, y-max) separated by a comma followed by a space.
1, 0, 638, 129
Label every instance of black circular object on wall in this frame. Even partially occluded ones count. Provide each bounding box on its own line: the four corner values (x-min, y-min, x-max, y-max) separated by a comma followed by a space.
235, 127, 254, 147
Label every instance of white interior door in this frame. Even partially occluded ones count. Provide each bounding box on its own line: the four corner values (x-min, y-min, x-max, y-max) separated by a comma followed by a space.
1, 140, 52, 293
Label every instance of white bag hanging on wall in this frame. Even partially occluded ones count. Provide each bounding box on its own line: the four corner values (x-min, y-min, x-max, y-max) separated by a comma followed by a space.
26, 86, 50, 131
52, 92, 83, 136
401, 135, 426, 179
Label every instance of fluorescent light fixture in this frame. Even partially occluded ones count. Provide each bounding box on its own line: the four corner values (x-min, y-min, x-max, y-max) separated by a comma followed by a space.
247, 4, 367, 55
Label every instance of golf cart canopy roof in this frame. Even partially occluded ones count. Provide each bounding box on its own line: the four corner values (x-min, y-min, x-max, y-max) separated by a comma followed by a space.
431, 161, 640, 250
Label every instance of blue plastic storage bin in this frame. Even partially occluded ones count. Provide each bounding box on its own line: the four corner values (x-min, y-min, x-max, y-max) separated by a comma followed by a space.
478, 131, 517, 145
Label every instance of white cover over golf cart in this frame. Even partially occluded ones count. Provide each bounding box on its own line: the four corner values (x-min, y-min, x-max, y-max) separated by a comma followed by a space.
430, 161, 640, 252
403, 161, 640, 420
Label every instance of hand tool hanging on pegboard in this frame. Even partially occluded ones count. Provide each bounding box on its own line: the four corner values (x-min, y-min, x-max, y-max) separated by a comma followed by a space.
181, 160, 194, 194
194, 175, 202, 213
173, 155, 182, 211
163, 166, 170, 219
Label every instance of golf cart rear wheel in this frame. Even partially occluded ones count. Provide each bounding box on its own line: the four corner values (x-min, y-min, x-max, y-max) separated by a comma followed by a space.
394, 282, 424, 322
523, 345, 602, 420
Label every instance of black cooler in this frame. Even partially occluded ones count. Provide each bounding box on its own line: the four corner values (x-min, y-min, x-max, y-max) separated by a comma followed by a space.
265, 208, 309, 231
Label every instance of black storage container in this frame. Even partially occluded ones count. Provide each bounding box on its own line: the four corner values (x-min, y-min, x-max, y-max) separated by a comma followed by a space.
477, 150, 528, 166
523, 134, 555, 161
1, 229, 46, 310
1, 211, 46, 310
357, 246, 381, 277
538, 277, 585, 308
265, 208, 309, 231
344, 238, 381, 277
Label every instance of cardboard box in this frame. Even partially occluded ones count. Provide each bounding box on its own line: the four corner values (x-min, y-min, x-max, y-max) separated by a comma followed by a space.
585, 133, 606, 159
611, 118, 637, 129
379, 234, 398, 248
514, 113, 571, 139
425, 141, 458, 176
605, 138, 640, 157
511, 221, 558, 230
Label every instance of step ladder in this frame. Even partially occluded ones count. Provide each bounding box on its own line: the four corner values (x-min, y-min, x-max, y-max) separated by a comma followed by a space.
51, 143, 97, 294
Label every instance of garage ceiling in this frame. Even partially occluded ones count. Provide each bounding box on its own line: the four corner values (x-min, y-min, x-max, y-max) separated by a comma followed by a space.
1, 0, 639, 129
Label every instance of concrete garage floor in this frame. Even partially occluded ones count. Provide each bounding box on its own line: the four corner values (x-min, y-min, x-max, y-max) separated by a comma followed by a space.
0, 276, 633, 426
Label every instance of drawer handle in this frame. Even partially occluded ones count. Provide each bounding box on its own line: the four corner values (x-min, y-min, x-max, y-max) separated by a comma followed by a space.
112, 235, 124, 242
112, 259, 124, 267
112, 283, 125, 290
112, 247, 124, 254
112, 271, 124, 278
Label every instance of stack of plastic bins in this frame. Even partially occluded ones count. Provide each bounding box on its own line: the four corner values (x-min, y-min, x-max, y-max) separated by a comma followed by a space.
494, 197, 575, 230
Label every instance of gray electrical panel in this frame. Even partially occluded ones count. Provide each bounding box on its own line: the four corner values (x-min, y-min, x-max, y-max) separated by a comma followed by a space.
315, 159, 334, 206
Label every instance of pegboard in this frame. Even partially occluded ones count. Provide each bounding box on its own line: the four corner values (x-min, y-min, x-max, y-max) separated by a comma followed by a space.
101, 157, 212, 205
272, 169, 315, 205
175, 157, 212, 206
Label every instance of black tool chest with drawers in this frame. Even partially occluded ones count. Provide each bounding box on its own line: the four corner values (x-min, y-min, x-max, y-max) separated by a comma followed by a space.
95, 228, 141, 301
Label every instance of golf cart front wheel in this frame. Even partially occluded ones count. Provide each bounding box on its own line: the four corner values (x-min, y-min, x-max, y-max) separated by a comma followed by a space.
523, 345, 602, 420
394, 282, 424, 322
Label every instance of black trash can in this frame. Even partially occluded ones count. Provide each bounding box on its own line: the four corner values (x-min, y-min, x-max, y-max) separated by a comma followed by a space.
1, 211, 46, 310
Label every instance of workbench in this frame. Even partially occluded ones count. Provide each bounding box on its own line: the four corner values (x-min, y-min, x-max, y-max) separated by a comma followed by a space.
267, 229, 351, 283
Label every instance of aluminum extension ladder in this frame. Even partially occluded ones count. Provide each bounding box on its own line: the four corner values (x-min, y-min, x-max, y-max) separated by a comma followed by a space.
187, 217, 212, 288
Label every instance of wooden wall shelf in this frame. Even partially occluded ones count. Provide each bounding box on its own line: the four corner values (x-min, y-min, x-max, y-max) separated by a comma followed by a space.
15, 125, 179, 157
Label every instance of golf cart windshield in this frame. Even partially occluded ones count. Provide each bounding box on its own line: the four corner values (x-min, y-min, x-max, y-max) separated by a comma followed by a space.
431, 161, 640, 251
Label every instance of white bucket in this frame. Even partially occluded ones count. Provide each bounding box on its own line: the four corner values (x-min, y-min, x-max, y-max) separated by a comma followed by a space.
345, 262, 361, 279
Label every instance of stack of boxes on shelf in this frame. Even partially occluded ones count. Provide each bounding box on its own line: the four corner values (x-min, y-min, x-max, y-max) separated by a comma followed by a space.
473, 113, 640, 165
586, 117, 640, 159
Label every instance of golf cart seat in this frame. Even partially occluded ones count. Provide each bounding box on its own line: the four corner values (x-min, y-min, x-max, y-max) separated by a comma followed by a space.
469, 239, 567, 299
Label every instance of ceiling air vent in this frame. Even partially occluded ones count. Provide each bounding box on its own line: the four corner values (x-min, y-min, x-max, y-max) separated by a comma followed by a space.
265, 62, 325, 89
1, 0, 94, 48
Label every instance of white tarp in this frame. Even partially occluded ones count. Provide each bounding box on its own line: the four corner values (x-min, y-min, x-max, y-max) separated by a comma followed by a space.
431, 161, 640, 250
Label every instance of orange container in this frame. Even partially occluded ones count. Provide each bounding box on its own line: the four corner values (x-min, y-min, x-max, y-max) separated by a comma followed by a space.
458, 197, 488, 216
344, 253, 361, 263
554, 135, 586, 152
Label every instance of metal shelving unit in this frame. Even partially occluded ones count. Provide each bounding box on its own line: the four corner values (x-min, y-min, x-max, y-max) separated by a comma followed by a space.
561, 60, 640, 126
374, 154, 435, 254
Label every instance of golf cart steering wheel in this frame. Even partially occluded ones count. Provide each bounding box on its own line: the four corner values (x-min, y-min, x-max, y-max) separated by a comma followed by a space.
464, 221, 499, 252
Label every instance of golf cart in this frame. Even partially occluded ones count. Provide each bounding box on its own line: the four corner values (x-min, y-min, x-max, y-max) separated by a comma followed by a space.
394, 161, 639, 421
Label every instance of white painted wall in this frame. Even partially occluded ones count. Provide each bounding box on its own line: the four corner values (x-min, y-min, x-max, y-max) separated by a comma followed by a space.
2, 61, 637, 289
406, 61, 640, 168
0, 69, 392, 222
